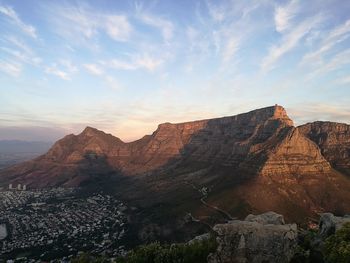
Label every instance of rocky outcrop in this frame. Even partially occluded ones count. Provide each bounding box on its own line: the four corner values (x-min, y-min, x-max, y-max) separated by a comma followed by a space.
319, 213, 350, 238
245, 211, 285, 225
299, 121, 350, 175
208, 212, 298, 263
260, 128, 331, 176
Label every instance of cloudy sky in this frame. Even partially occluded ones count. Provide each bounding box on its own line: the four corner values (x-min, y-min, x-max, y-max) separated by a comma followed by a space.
1, 0, 350, 142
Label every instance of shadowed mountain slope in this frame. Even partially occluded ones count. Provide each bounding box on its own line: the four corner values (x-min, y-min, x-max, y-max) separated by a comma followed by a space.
1, 105, 350, 227
299, 121, 350, 175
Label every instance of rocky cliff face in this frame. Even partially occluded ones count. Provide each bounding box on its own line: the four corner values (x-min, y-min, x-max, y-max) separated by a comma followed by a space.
0, 105, 324, 187
299, 121, 350, 175
1, 105, 350, 225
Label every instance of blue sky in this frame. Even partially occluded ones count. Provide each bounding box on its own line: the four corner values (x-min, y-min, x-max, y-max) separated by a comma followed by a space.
1, 0, 350, 142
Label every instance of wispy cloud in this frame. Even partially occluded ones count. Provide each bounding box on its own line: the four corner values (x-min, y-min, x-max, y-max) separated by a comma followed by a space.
107, 53, 164, 72
290, 103, 350, 125
307, 48, 350, 78
0, 5, 37, 38
0, 60, 22, 77
45, 60, 78, 80
222, 36, 240, 63
138, 14, 174, 42
83, 63, 104, 76
104, 15, 132, 41
336, 75, 350, 85
262, 15, 322, 72
274, 0, 299, 33
301, 19, 350, 66
43, 3, 133, 46
1, 36, 42, 66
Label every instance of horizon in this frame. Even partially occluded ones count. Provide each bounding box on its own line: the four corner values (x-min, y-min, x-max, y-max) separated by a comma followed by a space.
1, 0, 350, 141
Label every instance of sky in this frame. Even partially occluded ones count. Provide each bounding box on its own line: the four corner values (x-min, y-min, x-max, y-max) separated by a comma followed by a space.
1, 0, 350, 142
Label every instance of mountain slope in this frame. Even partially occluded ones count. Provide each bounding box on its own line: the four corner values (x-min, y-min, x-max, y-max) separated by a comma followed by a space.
299, 121, 350, 175
0, 105, 350, 227
0, 105, 320, 186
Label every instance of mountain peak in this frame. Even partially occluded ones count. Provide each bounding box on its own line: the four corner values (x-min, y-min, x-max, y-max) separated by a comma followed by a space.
81, 126, 103, 136
270, 104, 294, 126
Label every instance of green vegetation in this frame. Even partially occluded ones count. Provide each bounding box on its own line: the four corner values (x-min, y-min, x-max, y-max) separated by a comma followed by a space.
71, 253, 109, 263
72, 236, 217, 263
324, 222, 350, 263
116, 236, 217, 263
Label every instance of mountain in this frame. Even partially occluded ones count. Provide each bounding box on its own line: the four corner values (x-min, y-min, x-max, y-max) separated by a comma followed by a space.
299, 121, 350, 175
0, 140, 52, 170
1, 105, 350, 230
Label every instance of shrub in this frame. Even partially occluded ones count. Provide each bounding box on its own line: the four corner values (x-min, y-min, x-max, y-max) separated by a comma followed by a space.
71, 252, 109, 263
116, 236, 217, 263
324, 222, 350, 263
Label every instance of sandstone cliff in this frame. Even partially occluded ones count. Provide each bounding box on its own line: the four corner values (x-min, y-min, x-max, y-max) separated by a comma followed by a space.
1, 105, 350, 225
0, 105, 302, 187
299, 121, 350, 175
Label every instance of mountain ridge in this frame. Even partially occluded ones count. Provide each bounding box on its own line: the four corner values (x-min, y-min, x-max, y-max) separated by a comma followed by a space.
1, 105, 350, 226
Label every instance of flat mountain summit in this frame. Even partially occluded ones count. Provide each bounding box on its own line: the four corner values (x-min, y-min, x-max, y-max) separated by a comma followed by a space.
1, 105, 350, 225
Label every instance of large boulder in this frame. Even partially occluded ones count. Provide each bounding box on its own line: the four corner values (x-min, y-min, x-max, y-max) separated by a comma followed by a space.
208, 212, 297, 263
319, 213, 350, 238
245, 211, 285, 225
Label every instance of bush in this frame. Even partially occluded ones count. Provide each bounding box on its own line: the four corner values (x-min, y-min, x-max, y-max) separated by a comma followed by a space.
71, 252, 109, 263
324, 222, 350, 263
116, 236, 217, 263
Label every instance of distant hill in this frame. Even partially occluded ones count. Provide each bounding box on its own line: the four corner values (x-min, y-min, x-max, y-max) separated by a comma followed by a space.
0, 140, 52, 169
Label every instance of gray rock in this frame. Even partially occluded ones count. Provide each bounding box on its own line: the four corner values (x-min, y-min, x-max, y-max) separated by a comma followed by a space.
188, 233, 210, 244
319, 213, 350, 238
208, 213, 297, 263
245, 211, 285, 225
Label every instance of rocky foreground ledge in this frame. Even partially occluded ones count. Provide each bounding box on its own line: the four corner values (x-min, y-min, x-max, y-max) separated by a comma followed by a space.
206, 211, 350, 263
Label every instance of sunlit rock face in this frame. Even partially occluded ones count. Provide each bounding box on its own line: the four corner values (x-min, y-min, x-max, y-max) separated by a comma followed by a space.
0, 105, 313, 187
299, 121, 350, 175
1, 105, 350, 224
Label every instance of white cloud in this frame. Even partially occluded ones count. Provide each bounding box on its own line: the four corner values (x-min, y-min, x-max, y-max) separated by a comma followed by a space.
289, 103, 350, 125
134, 54, 163, 71
206, 1, 225, 22
107, 54, 164, 72
105, 15, 132, 41
336, 75, 350, 85
262, 15, 322, 72
45, 60, 78, 80
84, 64, 104, 75
0, 36, 42, 75
0, 60, 22, 77
0, 5, 37, 38
60, 59, 78, 73
222, 37, 240, 63
44, 4, 132, 45
45, 67, 70, 80
274, 0, 299, 33
138, 14, 174, 42
302, 19, 350, 66
308, 49, 350, 77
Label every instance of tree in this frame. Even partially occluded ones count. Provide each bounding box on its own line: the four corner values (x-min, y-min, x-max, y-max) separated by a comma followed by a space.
324, 222, 350, 263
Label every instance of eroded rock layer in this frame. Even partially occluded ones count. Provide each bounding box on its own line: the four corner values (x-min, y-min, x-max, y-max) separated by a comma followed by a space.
299, 121, 350, 175
1, 105, 306, 187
